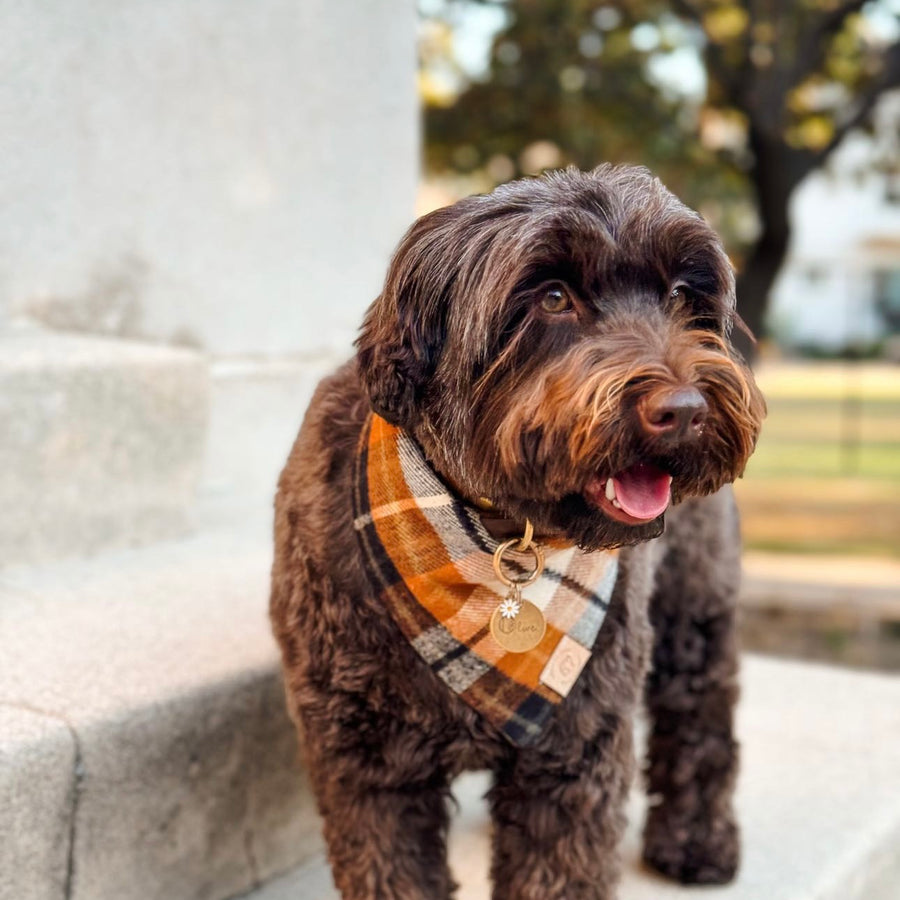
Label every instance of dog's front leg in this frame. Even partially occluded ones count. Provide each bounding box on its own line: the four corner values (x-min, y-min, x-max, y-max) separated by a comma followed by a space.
641, 489, 741, 884
487, 718, 634, 900
311, 763, 457, 900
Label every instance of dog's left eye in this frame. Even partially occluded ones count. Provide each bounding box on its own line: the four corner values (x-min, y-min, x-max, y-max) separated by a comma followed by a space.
540, 287, 573, 314
670, 285, 690, 301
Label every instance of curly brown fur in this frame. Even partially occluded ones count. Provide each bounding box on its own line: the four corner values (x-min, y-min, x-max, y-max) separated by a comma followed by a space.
642, 489, 743, 884
271, 165, 764, 898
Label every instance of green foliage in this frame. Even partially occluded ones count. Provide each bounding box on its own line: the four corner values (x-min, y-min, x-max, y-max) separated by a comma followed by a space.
421, 0, 900, 256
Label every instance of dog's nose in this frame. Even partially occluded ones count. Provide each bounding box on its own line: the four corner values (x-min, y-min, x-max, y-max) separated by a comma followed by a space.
639, 386, 708, 441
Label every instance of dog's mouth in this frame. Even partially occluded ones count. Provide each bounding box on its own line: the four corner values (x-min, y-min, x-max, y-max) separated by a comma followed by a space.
583, 463, 673, 526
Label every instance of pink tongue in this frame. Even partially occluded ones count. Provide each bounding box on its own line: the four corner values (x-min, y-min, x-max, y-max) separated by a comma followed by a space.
611, 464, 671, 520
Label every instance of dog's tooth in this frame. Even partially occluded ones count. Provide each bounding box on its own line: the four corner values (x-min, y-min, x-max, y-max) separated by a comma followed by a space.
605, 479, 616, 501
612, 499, 622, 509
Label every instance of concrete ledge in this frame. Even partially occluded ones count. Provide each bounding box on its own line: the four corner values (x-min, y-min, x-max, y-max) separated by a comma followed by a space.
0, 331, 209, 565
742, 552, 900, 621
238, 657, 900, 900
740, 552, 900, 670
202, 355, 340, 504
0, 524, 320, 900
0, 705, 76, 900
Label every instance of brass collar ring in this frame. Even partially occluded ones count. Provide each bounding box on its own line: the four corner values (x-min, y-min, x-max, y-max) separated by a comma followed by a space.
492, 520, 544, 588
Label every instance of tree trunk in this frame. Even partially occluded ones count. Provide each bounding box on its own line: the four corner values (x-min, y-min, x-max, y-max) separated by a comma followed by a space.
733, 226, 790, 362
733, 131, 812, 362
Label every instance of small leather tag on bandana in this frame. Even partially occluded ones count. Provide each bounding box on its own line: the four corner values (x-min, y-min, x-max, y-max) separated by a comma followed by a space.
540, 635, 593, 698
352, 413, 619, 747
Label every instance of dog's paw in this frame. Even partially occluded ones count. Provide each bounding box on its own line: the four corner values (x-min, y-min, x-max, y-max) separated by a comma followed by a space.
641, 806, 739, 885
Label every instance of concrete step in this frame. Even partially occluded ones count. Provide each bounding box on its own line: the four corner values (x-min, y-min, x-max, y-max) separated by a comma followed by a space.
201, 355, 338, 505
3, 514, 899, 900
0, 329, 208, 565
237, 657, 900, 900
0, 519, 320, 900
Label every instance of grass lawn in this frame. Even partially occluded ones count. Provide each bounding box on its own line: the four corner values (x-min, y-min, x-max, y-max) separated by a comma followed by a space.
734, 361, 900, 559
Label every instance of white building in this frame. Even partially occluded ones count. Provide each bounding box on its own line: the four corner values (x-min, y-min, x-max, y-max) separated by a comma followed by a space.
768, 92, 900, 354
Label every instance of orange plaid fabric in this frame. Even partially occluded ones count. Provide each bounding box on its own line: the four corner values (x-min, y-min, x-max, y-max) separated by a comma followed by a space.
352, 414, 619, 746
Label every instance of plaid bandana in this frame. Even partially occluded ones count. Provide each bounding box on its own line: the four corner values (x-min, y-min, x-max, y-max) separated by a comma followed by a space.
352, 414, 619, 747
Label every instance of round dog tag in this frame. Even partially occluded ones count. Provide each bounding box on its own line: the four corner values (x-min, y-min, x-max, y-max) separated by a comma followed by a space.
490, 600, 547, 653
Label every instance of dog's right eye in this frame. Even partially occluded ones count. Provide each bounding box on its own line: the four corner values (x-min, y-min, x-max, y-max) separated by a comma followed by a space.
540, 287, 573, 314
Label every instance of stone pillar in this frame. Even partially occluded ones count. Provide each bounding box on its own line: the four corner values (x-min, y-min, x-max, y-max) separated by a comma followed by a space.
0, 0, 420, 561
0, 0, 419, 354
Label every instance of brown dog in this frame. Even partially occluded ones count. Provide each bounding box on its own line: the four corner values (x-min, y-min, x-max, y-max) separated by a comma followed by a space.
270, 165, 765, 899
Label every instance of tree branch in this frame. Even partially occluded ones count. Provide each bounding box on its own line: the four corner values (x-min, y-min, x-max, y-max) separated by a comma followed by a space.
816, 40, 900, 163
667, 0, 749, 107
666, 0, 704, 19
786, 0, 869, 90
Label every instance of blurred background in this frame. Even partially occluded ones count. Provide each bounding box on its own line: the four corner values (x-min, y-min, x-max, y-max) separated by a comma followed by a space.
0, 3, 898, 900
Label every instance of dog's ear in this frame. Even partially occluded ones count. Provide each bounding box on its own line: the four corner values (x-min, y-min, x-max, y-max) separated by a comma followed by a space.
356, 206, 459, 429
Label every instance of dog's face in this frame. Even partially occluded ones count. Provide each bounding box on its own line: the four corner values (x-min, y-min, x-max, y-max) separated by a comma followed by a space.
357, 165, 766, 551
